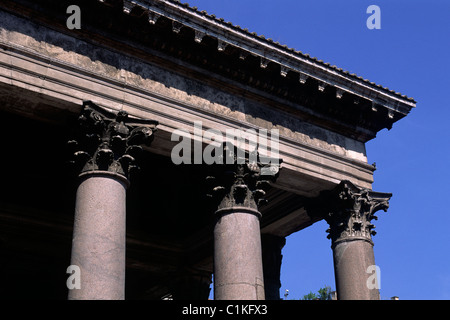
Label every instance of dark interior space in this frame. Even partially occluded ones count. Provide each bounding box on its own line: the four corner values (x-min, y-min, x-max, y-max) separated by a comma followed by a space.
0, 109, 217, 299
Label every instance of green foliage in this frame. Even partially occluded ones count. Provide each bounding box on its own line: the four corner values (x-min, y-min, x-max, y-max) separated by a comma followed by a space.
301, 286, 332, 300
301, 291, 318, 300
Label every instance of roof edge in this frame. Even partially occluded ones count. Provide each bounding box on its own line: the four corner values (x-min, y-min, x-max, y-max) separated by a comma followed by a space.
148, 0, 416, 107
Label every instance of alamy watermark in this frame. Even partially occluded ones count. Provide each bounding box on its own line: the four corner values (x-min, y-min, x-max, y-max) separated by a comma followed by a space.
66, 5, 81, 30
366, 265, 381, 290
66, 265, 81, 290
170, 121, 280, 175
65, 4, 382, 32
367, 5, 381, 30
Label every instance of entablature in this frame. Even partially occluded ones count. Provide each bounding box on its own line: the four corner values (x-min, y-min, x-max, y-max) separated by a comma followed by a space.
1, 0, 416, 142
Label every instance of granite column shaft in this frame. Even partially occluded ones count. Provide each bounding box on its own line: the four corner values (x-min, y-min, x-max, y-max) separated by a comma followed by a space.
207, 144, 281, 300
69, 171, 128, 300
67, 101, 157, 300
214, 208, 265, 300
307, 180, 391, 300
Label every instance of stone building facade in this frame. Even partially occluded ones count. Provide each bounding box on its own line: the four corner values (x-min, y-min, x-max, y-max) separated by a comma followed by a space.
0, 0, 415, 300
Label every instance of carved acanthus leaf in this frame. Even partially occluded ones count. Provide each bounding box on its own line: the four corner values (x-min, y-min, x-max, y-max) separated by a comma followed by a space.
68, 100, 158, 180
206, 142, 282, 211
305, 180, 392, 244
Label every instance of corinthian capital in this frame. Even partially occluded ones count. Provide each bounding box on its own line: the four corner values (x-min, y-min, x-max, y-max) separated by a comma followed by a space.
206, 142, 282, 213
306, 180, 392, 245
68, 101, 158, 180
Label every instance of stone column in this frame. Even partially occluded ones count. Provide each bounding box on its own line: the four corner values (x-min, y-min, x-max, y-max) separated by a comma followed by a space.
214, 208, 264, 300
207, 143, 281, 300
307, 180, 391, 300
261, 234, 286, 300
67, 100, 158, 300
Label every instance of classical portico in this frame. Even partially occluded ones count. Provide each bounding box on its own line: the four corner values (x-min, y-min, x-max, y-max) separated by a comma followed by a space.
0, 0, 415, 300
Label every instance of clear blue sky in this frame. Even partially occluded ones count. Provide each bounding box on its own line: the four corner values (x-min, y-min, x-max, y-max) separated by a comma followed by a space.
186, 0, 450, 300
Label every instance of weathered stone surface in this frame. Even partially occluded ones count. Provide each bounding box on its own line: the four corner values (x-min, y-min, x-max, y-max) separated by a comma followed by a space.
214, 211, 265, 300
68, 100, 158, 181
67, 101, 158, 300
306, 180, 391, 300
68, 173, 127, 300
206, 143, 281, 212
306, 180, 391, 245
0, 17, 376, 199
0, 9, 371, 163
332, 240, 379, 300
0, 0, 415, 302
209, 144, 280, 300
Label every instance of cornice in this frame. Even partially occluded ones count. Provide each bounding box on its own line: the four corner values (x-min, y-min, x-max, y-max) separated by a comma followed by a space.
117, 0, 416, 109
1, 0, 416, 142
